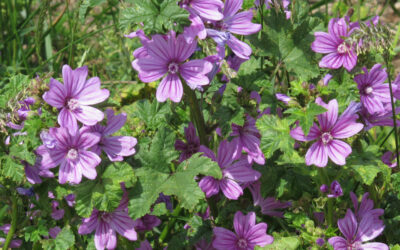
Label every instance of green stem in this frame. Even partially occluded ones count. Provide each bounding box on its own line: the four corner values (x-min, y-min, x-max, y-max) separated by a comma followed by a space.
183, 84, 207, 146
159, 204, 182, 243
318, 168, 333, 227
3, 194, 18, 249
385, 57, 399, 169
379, 128, 394, 148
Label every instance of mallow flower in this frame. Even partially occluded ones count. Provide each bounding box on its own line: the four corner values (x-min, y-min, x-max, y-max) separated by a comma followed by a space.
83, 109, 137, 162
231, 115, 265, 165
175, 122, 200, 162
37, 127, 101, 184
78, 193, 137, 250
132, 32, 212, 102
350, 192, 384, 222
199, 140, 261, 200
328, 209, 388, 250
290, 98, 364, 167
43, 65, 109, 133
249, 181, 291, 217
311, 18, 357, 71
327, 180, 343, 198
207, 0, 261, 59
213, 211, 273, 249
381, 151, 397, 168
355, 64, 391, 115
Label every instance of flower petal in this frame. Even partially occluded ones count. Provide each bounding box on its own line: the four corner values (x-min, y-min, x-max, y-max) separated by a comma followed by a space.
180, 59, 212, 88
156, 74, 183, 103
74, 105, 104, 126
305, 141, 328, 167
326, 140, 351, 165
43, 78, 66, 108
212, 227, 237, 249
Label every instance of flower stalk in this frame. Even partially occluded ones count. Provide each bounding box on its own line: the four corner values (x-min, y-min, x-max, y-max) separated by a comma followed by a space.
3, 193, 17, 249
385, 55, 399, 168
183, 84, 208, 146
318, 168, 333, 227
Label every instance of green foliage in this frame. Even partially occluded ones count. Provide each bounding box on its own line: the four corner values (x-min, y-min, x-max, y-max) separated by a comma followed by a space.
0, 157, 25, 183
79, 0, 107, 23
74, 162, 135, 217
256, 115, 295, 158
41, 227, 75, 250
347, 142, 390, 185
285, 103, 326, 136
256, 235, 300, 250
133, 99, 170, 131
24, 220, 49, 242
120, 0, 189, 33
129, 151, 221, 219
249, 7, 323, 80
0, 74, 30, 109
213, 83, 246, 136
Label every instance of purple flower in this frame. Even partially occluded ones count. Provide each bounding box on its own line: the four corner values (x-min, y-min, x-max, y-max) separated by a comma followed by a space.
320, 184, 328, 193
355, 64, 391, 115
290, 98, 364, 167
0, 224, 22, 248
83, 109, 137, 162
213, 211, 273, 249
137, 240, 152, 250
360, 104, 400, 130
231, 115, 265, 165
179, 0, 224, 21
155, 193, 173, 212
16, 187, 34, 196
37, 127, 101, 184
207, 0, 261, 59
183, 11, 207, 43
51, 201, 65, 220
221, 55, 247, 82
132, 32, 212, 102
65, 194, 76, 207
49, 226, 61, 239
327, 180, 343, 198
275, 93, 291, 105
249, 181, 291, 217
316, 238, 325, 246
195, 238, 216, 250
125, 30, 150, 59
133, 214, 161, 232
323, 73, 333, 85
17, 97, 35, 120
175, 122, 200, 162
328, 209, 388, 250
199, 140, 261, 200
350, 192, 383, 222
381, 151, 397, 168
43, 65, 109, 133
78, 193, 137, 250
311, 18, 357, 71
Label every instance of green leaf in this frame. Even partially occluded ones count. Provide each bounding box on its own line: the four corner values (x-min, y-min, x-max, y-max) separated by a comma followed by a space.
285, 102, 326, 136
135, 126, 178, 173
9, 143, 35, 165
120, 0, 189, 33
79, 0, 106, 23
256, 236, 300, 250
129, 153, 221, 219
1, 157, 25, 183
0, 74, 30, 109
74, 162, 135, 217
256, 115, 295, 158
133, 99, 169, 130
347, 142, 387, 185
350, 165, 381, 185
42, 227, 75, 250
249, 11, 323, 80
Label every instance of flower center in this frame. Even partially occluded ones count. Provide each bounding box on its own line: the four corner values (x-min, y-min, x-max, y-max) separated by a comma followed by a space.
100, 212, 111, 223
67, 98, 79, 111
321, 132, 333, 145
168, 62, 179, 74
67, 148, 78, 160
365, 86, 373, 95
337, 42, 350, 54
237, 238, 248, 249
